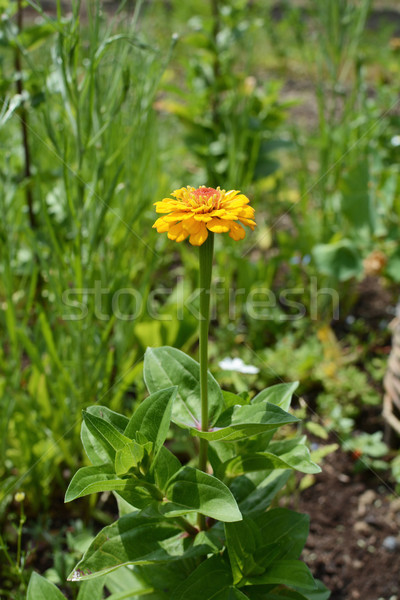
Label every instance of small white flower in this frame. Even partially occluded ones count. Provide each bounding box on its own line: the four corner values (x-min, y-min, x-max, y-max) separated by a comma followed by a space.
218, 357, 259, 375
391, 135, 400, 147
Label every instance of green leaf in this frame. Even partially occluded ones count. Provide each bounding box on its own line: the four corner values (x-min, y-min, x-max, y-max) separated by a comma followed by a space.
223, 390, 250, 408
245, 588, 310, 600
114, 441, 146, 475
81, 406, 129, 466
152, 445, 182, 492
340, 160, 376, 235
312, 239, 362, 282
252, 382, 299, 411
76, 578, 105, 600
225, 518, 266, 584
68, 512, 216, 581
163, 466, 242, 522
208, 441, 236, 473
232, 470, 292, 516
124, 387, 177, 456
305, 422, 329, 440
300, 579, 331, 600
65, 466, 161, 503
193, 402, 299, 442
27, 572, 66, 600
105, 565, 154, 598
225, 509, 309, 586
243, 560, 316, 590
254, 508, 310, 562
171, 555, 232, 600
144, 346, 223, 428
221, 447, 320, 478
83, 411, 132, 454
386, 247, 400, 282
214, 588, 250, 600
17, 23, 57, 51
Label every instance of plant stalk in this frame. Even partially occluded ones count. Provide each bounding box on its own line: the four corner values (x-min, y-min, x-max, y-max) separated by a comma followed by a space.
198, 233, 214, 530
14, 0, 36, 230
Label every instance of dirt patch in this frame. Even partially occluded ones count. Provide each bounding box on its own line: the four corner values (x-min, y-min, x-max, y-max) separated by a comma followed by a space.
297, 449, 400, 600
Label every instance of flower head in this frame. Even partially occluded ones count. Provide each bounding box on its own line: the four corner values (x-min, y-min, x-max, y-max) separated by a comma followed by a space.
153, 186, 256, 246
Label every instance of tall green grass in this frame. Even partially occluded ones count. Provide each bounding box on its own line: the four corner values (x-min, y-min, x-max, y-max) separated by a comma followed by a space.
0, 0, 175, 510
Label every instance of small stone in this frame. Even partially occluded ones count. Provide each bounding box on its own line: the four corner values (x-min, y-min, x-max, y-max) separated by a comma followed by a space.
383, 536, 399, 552
353, 521, 370, 535
353, 560, 363, 569
358, 490, 376, 516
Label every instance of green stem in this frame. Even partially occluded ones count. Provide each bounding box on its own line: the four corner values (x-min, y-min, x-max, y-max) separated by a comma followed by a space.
16, 504, 25, 572
197, 233, 214, 530
174, 516, 198, 537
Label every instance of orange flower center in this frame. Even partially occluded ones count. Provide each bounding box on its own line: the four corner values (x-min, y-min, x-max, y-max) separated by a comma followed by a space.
188, 187, 222, 211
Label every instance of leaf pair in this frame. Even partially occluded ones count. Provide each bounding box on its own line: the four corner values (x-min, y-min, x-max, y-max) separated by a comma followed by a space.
66, 387, 177, 506
171, 509, 329, 599
145, 347, 300, 442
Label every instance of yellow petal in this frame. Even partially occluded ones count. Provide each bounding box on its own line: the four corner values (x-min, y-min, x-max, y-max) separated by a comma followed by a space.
182, 217, 201, 234
155, 202, 179, 214
238, 217, 257, 229
206, 217, 230, 233
164, 211, 193, 222
228, 221, 246, 241
237, 206, 255, 219
168, 222, 188, 242
223, 196, 250, 209
153, 217, 170, 232
194, 214, 213, 222
189, 222, 208, 246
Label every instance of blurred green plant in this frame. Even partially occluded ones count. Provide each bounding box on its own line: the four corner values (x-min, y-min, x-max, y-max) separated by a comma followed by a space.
0, 0, 174, 510
160, 0, 291, 189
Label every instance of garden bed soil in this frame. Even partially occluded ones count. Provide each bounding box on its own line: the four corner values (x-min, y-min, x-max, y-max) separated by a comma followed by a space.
297, 448, 400, 600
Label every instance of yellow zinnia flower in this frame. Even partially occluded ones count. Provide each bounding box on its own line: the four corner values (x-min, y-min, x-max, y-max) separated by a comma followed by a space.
153, 186, 256, 246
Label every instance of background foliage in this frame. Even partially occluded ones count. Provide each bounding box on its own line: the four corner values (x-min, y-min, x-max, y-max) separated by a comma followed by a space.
1, 0, 400, 597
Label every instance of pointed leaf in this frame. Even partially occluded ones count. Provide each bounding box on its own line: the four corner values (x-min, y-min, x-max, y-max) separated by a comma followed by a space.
82, 411, 132, 463
65, 466, 161, 503
68, 512, 216, 581
27, 572, 66, 600
245, 589, 309, 600
114, 441, 146, 475
192, 402, 299, 442
225, 518, 265, 584
221, 447, 320, 479
243, 560, 316, 590
164, 466, 242, 522
76, 578, 105, 600
144, 346, 223, 428
171, 555, 232, 600
254, 508, 310, 562
124, 387, 177, 456
252, 382, 299, 411
81, 406, 129, 466
225, 509, 308, 586
152, 445, 182, 492
105, 566, 154, 598
232, 470, 292, 516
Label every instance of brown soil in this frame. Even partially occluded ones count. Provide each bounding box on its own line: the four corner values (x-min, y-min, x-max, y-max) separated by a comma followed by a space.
298, 449, 400, 600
